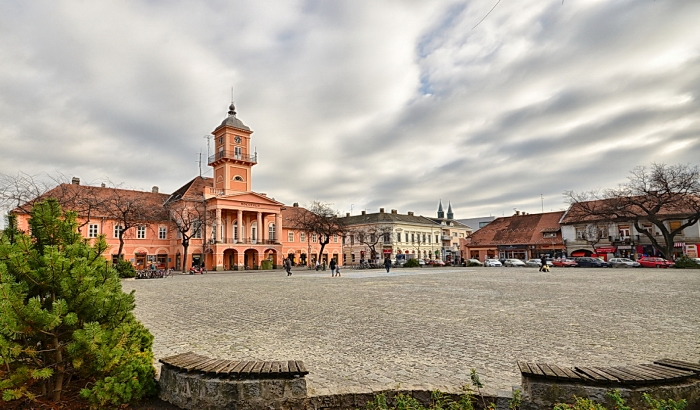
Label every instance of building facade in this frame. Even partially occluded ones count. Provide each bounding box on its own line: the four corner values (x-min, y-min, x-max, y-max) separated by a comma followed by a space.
13, 103, 342, 271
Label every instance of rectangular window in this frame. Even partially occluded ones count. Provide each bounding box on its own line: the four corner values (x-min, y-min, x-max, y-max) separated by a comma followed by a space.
405, 233, 409, 242
397, 233, 401, 243
300, 233, 306, 242
428, 234, 431, 244
575, 228, 585, 240
312, 233, 317, 243
234, 146, 242, 159
641, 223, 653, 235
383, 233, 390, 244
351, 254, 356, 262
333, 234, 338, 243
288, 232, 294, 242
543, 232, 557, 238
137, 226, 146, 239
435, 235, 438, 243
453, 232, 458, 237
411, 233, 415, 243
669, 221, 683, 235
193, 222, 202, 239
88, 223, 98, 238
113, 224, 123, 238
159, 226, 167, 239
618, 225, 630, 238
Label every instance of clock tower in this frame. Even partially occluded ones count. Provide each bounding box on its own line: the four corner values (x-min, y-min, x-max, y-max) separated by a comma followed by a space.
209, 103, 256, 193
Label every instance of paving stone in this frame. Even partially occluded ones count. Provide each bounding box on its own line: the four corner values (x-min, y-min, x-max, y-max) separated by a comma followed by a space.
122, 267, 700, 395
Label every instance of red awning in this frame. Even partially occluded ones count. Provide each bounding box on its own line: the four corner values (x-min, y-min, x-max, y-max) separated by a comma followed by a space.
595, 246, 617, 253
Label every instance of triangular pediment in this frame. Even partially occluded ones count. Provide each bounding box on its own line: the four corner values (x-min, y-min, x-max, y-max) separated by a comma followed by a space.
210, 191, 284, 207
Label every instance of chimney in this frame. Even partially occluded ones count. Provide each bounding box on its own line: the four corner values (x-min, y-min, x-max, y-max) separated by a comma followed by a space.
152, 186, 159, 193
293, 203, 299, 207
346, 212, 350, 217
361, 210, 366, 215
71, 177, 80, 185
515, 210, 520, 215
379, 208, 385, 213
391, 209, 397, 214
100, 183, 105, 188
408, 211, 414, 216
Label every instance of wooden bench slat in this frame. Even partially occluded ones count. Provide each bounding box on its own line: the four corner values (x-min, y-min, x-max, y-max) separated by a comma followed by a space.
296, 360, 308, 374
641, 364, 695, 378
517, 361, 532, 375
201, 359, 230, 373
537, 363, 559, 379
169, 352, 205, 368
576, 367, 615, 382
571, 368, 595, 381
262, 362, 272, 373
281, 361, 289, 373
230, 361, 249, 374
602, 367, 644, 383
184, 357, 214, 371
240, 361, 256, 374
288, 360, 299, 373
558, 366, 584, 380
271, 361, 282, 373
524, 362, 546, 377
251, 361, 265, 374
161, 352, 196, 367
588, 367, 622, 382
624, 365, 676, 381
191, 358, 220, 372
654, 359, 700, 374
218, 360, 242, 374
547, 364, 572, 379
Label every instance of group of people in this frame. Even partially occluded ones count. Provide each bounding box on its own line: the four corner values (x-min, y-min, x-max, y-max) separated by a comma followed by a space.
282, 257, 341, 277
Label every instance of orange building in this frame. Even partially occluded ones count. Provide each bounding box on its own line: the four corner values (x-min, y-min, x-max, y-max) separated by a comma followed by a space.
13, 103, 342, 271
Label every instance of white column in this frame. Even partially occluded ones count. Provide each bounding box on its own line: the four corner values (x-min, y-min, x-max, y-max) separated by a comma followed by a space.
237, 209, 243, 243
257, 212, 263, 243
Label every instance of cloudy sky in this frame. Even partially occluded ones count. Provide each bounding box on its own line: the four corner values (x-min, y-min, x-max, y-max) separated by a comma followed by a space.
1, 0, 698, 220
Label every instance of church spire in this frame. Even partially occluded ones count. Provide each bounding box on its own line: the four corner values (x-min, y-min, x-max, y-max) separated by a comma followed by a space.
437, 200, 444, 219
447, 202, 453, 220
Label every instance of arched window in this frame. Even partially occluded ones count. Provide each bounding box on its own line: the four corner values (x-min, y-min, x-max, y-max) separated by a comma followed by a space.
233, 175, 244, 181
268, 223, 276, 241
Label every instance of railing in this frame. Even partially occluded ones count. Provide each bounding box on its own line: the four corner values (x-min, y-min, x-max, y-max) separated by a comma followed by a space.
441, 235, 451, 241
215, 238, 279, 245
208, 151, 258, 165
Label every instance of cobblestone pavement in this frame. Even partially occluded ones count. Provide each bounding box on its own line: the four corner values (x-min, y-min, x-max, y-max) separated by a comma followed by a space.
122, 267, 700, 396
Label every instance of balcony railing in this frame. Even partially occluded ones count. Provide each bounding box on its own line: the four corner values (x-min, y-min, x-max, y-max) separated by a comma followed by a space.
208, 151, 258, 165
441, 235, 451, 241
216, 238, 279, 245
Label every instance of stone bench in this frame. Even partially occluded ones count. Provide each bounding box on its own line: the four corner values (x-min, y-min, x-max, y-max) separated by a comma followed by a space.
518, 359, 700, 410
158, 352, 309, 409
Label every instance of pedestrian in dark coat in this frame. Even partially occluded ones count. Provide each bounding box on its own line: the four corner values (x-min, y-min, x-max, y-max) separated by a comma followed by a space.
539, 255, 546, 272
384, 257, 392, 273
329, 258, 337, 277
285, 258, 292, 276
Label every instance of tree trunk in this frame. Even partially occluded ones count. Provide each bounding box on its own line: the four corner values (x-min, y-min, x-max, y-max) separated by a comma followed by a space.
117, 232, 125, 260
182, 242, 189, 273
52, 335, 64, 402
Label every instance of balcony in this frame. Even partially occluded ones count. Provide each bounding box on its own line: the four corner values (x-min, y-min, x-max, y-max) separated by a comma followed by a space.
216, 238, 279, 245
441, 235, 451, 241
208, 151, 258, 165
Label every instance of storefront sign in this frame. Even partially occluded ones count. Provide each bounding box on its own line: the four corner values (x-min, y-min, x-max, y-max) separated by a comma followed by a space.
617, 245, 632, 250
595, 246, 617, 253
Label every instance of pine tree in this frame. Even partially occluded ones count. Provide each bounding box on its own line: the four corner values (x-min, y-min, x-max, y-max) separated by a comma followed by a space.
0, 199, 156, 407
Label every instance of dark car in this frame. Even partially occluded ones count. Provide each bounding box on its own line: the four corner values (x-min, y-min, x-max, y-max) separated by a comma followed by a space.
575, 257, 610, 268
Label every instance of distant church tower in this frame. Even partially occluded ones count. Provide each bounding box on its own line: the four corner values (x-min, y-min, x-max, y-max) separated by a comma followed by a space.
437, 200, 444, 219
209, 102, 256, 193
447, 202, 454, 220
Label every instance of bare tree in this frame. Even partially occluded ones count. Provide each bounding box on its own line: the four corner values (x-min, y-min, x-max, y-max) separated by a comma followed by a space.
348, 224, 393, 262
287, 201, 345, 266
165, 198, 207, 272
102, 186, 164, 260
566, 163, 700, 258
584, 223, 604, 251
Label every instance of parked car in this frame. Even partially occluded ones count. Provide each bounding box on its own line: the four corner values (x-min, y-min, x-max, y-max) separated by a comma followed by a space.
428, 259, 445, 266
484, 259, 502, 267
692, 258, 700, 265
418, 259, 426, 266
552, 258, 578, 267
504, 259, 526, 267
575, 257, 610, 268
466, 259, 484, 266
608, 258, 641, 268
525, 259, 542, 268
637, 257, 674, 268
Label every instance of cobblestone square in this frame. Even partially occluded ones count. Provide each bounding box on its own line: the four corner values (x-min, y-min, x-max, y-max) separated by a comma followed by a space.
122, 267, 699, 396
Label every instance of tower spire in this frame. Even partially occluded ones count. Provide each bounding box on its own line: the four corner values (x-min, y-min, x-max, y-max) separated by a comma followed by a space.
447, 201, 453, 220
437, 200, 444, 219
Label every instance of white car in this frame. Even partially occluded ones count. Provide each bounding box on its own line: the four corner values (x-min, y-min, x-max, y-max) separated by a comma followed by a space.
608, 258, 641, 268
484, 259, 502, 267
466, 259, 484, 266
504, 259, 526, 267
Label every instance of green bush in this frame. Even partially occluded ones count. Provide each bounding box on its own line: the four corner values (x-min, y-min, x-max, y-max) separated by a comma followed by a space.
671, 255, 700, 269
261, 259, 273, 270
365, 389, 475, 410
404, 258, 420, 268
115, 259, 137, 278
0, 200, 156, 407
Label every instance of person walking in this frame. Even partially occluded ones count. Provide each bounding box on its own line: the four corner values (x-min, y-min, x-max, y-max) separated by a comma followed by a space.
539, 255, 546, 272
329, 258, 337, 277
285, 258, 292, 276
384, 256, 392, 273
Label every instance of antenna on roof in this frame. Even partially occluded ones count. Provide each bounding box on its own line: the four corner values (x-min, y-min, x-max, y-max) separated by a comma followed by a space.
231, 86, 234, 103
198, 151, 202, 177
541, 194, 544, 213
203, 134, 212, 159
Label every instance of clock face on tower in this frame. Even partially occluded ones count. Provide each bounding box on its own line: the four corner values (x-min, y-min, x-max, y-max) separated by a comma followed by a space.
234, 136, 242, 144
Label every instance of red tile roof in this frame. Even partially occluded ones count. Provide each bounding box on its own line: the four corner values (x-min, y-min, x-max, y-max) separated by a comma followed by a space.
468, 211, 565, 246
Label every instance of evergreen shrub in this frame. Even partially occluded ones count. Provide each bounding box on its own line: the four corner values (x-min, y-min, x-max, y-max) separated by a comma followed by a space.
671, 255, 700, 269
0, 199, 156, 407
404, 258, 420, 268
115, 259, 137, 278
